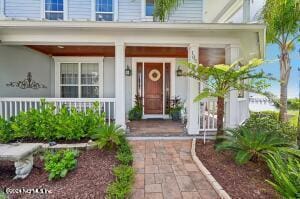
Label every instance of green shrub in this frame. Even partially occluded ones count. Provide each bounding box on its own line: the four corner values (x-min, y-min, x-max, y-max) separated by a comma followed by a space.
0, 191, 6, 199
116, 138, 133, 165
92, 123, 124, 150
266, 153, 300, 198
128, 95, 143, 121
0, 117, 13, 143
216, 128, 299, 165
44, 149, 79, 181
244, 111, 297, 142
106, 165, 135, 199
288, 98, 300, 110
1, 100, 106, 142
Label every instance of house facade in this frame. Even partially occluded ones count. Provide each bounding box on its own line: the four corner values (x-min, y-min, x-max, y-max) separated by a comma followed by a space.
0, 0, 265, 134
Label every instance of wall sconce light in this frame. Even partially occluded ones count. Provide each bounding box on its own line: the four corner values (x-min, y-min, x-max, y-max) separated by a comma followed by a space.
176, 66, 183, 76
125, 65, 132, 76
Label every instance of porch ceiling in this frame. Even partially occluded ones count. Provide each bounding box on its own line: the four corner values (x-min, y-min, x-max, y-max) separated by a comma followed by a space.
26, 45, 225, 64
27, 45, 188, 58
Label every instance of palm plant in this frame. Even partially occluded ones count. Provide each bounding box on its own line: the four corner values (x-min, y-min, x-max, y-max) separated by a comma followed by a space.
261, 0, 300, 122
153, 0, 183, 21
91, 123, 125, 150
266, 153, 300, 198
216, 127, 300, 165
186, 58, 272, 136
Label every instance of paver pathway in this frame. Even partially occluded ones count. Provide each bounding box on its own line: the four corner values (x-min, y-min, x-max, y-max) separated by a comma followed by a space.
130, 140, 219, 199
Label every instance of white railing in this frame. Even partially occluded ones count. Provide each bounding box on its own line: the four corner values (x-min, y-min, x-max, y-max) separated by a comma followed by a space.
198, 98, 218, 132
0, 98, 116, 124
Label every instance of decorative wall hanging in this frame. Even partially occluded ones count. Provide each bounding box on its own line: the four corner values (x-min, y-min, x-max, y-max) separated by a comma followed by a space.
149, 69, 161, 82
6, 72, 47, 89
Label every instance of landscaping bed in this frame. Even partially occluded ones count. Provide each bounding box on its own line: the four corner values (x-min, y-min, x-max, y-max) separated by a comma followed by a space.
195, 140, 278, 199
0, 149, 117, 199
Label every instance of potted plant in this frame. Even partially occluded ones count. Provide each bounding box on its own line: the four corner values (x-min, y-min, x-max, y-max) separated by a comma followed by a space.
169, 97, 183, 121
128, 95, 143, 121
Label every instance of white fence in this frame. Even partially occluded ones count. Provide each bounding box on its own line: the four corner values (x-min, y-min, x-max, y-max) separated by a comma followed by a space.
0, 98, 116, 124
198, 98, 218, 131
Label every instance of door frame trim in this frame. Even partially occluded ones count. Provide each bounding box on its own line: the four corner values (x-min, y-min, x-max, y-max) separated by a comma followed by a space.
132, 57, 176, 118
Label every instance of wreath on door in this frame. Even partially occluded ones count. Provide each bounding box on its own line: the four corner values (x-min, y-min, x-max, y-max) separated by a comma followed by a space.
149, 69, 161, 82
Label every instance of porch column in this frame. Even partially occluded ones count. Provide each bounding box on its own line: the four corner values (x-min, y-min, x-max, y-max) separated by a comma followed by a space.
186, 44, 199, 135
115, 42, 126, 128
225, 44, 240, 128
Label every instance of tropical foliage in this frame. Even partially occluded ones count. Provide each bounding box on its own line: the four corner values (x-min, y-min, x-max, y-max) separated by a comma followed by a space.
44, 149, 79, 181
261, 0, 300, 122
185, 58, 272, 135
92, 123, 125, 150
216, 127, 300, 165
0, 101, 105, 143
128, 95, 143, 121
266, 153, 300, 198
153, 0, 183, 21
244, 111, 297, 143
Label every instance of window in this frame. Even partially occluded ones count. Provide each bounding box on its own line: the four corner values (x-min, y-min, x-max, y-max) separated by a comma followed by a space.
145, 0, 154, 16
96, 0, 113, 21
55, 58, 103, 98
45, 0, 64, 20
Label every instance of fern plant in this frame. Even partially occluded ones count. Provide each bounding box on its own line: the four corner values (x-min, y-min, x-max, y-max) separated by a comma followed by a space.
266, 153, 300, 198
216, 127, 300, 165
92, 123, 124, 150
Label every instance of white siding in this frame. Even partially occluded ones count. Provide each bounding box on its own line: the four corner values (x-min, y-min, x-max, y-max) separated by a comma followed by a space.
68, 0, 91, 20
5, 0, 41, 19
169, 0, 203, 22
118, 0, 141, 21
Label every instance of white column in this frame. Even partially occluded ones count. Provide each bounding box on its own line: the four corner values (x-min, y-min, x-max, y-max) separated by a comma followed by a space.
186, 44, 199, 135
225, 44, 240, 128
115, 42, 126, 128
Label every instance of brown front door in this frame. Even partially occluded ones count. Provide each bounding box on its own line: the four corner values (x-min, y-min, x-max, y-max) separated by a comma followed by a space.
144, 63, 163, 114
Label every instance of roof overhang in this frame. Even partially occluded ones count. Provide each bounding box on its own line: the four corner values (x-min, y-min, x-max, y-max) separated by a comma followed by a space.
0, 20, 265, 31
0, 20, 266, 59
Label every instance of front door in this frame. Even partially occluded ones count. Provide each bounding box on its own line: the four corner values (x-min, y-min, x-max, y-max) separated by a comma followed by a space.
144, 63, 163, 114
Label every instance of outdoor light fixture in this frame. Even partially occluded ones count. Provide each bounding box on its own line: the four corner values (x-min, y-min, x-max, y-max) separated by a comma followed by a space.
125, 65, 132, 76
176, 66, 183, 76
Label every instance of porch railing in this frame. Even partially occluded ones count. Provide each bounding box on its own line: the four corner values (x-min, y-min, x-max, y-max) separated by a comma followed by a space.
0, 98, 116, 124
198, 98, 218, 131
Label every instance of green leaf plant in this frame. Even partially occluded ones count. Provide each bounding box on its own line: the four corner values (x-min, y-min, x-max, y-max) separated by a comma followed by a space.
185, 58, 274, 137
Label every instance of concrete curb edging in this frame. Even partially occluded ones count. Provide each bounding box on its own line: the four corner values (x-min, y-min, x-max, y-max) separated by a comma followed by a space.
40, 142, 97, 150
191, 138, 231, 199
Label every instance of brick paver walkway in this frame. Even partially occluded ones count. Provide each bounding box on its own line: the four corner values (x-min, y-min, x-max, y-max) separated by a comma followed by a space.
130, 140, 219, 199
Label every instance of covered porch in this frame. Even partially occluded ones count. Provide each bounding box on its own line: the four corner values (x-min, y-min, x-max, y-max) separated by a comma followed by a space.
0, 21, 263, 135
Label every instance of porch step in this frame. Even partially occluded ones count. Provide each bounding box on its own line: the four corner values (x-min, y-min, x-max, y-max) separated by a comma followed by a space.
126, 135, 216, 141
126, 119, 186, 137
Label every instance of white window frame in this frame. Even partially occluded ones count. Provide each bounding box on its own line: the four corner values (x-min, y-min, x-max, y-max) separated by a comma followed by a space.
141, 0, 154, 21
54, 57, 104, 98
41, 0, 68, 20
93, 0, 117, 21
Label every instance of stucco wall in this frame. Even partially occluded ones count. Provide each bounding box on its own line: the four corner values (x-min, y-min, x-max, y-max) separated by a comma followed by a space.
0, 46, 53, 97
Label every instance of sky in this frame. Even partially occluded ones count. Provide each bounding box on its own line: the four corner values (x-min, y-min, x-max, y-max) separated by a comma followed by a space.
259, 43, 300, 98
231, 0, 300, 98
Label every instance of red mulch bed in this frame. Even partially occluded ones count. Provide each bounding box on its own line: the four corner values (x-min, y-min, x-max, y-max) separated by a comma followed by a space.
195, 140, 279, 199
0, 149, 118, 199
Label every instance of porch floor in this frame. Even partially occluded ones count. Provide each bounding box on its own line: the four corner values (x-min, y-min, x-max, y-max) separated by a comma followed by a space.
127, 119, 186, 137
